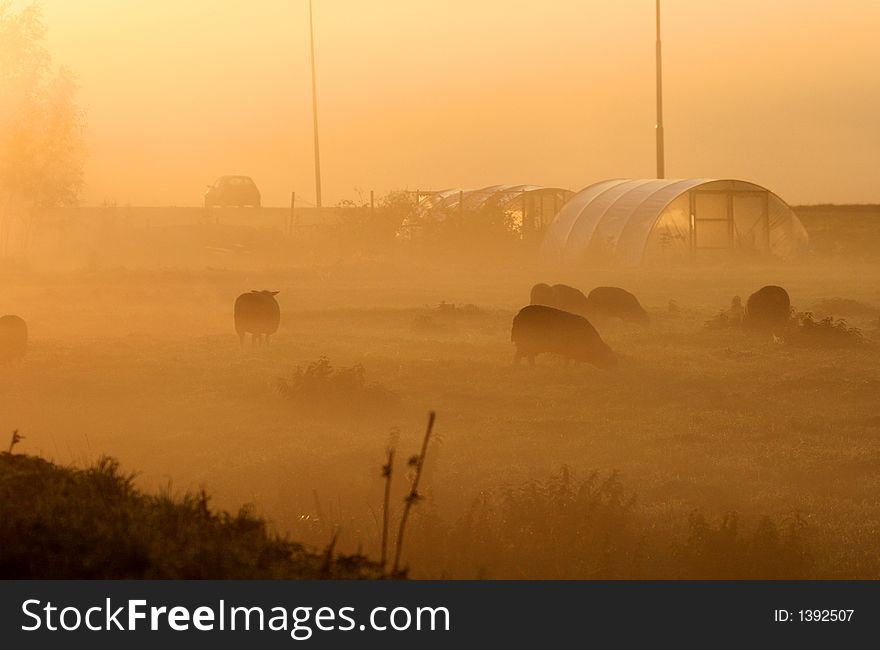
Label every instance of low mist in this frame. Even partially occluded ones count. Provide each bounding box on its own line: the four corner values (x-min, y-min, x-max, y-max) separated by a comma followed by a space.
2, 2, 880, 579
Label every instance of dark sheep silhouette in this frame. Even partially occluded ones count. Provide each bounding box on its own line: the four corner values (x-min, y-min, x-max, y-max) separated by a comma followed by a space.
511, 305, 617, 369
585, 287, 650, 325
529, 283, 555, 307
529, 283, 590, 316
234, 291, 280, 346
744, 285, 790, 335
551, 284, 591, 315
0, 315, 27, 363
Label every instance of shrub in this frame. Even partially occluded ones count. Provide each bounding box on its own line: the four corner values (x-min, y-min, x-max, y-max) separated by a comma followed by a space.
402, 468, 818, 579
407, 468, 643, 579
410, 302, 487, 333
786, 312, 863, 348
0, 453, 381, 579
277, 356, 399, 416
676, 512, 812, 579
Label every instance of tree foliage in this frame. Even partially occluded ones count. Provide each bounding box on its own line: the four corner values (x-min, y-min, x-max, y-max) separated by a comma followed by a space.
0, 1, 85, 255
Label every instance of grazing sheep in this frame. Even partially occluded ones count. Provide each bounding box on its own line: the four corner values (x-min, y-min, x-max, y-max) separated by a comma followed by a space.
744, 285, 790, 336
585, 287, 650, 325
0, 315, 27, 363
511, 305, 617, 369
529, 283, 591, 316
551, 284, 591, 316
529, 283, 555, 307
234, 290, 280, 346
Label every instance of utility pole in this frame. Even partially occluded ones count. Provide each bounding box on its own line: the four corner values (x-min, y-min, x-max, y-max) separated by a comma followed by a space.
309, 0, 323, 207
655, 0, 665, 179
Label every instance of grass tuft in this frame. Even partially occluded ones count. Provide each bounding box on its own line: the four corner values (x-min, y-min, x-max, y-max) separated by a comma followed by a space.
276, 356, 399, 416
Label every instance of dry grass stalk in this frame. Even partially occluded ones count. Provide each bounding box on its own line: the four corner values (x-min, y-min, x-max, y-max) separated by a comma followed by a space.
392, 411, 436, 575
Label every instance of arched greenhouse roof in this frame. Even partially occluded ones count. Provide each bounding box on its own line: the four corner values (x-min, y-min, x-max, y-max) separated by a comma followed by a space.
540, 178, 809, 267
400, 184, 573, 238
418, 185, 570, 215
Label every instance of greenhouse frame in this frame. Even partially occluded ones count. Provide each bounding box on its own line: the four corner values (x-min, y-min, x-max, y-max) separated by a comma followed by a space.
540, 178, 810, 266
403, 184, 573, 238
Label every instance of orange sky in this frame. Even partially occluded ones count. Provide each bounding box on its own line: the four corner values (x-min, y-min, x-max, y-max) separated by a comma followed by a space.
36, 0, 880, 206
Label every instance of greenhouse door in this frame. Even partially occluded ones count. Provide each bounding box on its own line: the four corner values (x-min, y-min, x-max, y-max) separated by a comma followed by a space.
689, 190, 770, 256
690, 190, 733, 253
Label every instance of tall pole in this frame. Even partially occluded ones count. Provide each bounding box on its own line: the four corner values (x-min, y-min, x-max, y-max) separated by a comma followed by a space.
309, 0, 323, 207
655, 0, 665, 179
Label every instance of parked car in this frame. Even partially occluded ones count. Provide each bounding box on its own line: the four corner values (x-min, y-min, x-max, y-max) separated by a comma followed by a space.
204, 176, 261, 208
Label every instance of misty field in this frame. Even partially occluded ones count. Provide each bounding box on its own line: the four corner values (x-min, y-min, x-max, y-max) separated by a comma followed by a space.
2, 208, 880, 578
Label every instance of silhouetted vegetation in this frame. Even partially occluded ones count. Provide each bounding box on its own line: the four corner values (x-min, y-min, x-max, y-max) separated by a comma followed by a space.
787, 312, 863, 348
391, 411, 435, 575
676, 512, 811, 579
0, 443, 818, 580
0, 452, 382, 579
277, 356, 399, 416
410, 301, 487, 333
403, 468, 815, 579
704, 300, 867, 349
405, 203, 524, 261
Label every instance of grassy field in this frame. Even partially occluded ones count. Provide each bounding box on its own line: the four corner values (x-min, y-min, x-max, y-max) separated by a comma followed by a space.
1, 206, 879, 578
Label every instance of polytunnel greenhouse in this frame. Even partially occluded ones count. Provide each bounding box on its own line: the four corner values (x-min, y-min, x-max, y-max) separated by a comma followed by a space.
401, 184, 573, 238
540, 179, 810, 266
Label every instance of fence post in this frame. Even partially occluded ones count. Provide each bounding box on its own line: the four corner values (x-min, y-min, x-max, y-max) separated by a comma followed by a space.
289, 191, 296, 235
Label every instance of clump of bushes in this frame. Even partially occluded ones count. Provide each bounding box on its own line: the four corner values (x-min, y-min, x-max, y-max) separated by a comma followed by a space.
410, 301, 487, 333
406, 468, 641, 579
433, 301, 485, 318
410, 312, 440, 333
277, 356, 399, 416
485, 468, 640, 578
705, 302, 866, 348
0, 453, 381, 579
403, 467, 817, 579
786, 312, 863, 348
402, 203, 526, 261
676, 512, 812, 579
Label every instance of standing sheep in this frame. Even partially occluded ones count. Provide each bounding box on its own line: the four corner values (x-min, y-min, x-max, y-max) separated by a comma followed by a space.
0, 315, 28, 363
234, 291, 281, 346
743, 285, 790, 336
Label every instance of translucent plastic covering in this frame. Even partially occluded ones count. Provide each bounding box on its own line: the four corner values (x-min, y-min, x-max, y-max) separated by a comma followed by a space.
540, 179, 809, 266
415, 188, 468, 218
401, 185, 573, 237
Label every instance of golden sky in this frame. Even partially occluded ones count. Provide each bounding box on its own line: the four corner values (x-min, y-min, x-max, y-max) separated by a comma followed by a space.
37, 0, 880, 206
